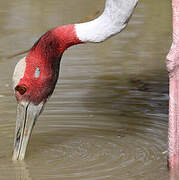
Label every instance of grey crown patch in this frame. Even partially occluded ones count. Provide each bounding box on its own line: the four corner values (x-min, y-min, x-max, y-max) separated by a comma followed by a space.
34, 66, 40, 78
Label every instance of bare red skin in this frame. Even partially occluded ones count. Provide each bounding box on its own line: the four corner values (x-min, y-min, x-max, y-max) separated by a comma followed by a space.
15, 24, 83, 105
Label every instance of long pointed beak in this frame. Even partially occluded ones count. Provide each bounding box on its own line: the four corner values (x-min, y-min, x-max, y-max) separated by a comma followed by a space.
12, 102, 44, 160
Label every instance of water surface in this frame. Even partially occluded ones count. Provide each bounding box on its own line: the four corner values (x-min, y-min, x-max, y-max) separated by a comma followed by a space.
0, 0, 171, 179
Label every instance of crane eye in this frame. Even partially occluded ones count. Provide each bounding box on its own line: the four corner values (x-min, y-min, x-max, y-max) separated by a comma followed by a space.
15, 85, 27, 95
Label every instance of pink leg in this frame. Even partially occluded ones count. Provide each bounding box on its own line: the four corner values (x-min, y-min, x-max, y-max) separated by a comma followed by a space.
167, 0, 179, 170
168, 73, 179, 169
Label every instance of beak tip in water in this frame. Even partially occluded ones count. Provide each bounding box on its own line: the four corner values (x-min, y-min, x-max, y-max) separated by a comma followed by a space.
12, 102, 44, 161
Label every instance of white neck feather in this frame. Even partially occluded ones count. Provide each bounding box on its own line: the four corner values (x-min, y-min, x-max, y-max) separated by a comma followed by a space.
75, 0, 138, 43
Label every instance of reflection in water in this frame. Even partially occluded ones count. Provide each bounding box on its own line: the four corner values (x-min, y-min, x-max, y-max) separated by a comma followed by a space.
14, 161, 32, 180
0, 0, 171, 179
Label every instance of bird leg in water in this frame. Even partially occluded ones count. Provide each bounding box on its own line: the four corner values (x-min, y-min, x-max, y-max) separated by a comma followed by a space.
167, 0, 179, 171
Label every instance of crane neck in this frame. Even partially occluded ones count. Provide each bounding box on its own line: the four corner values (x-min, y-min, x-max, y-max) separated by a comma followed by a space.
27, 0, 139, 61
28, 24, 83, 62
52, 24, 83, 52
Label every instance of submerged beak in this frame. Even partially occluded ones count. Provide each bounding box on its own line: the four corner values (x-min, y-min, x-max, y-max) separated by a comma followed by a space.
12, 102, 44, 160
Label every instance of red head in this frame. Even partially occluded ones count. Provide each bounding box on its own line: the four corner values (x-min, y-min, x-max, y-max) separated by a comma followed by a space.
13, 25, 82, 105
12, 25, 82, 160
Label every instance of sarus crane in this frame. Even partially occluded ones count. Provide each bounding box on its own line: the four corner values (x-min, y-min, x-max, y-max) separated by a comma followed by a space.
12, 0, 139, 161
15, 0, 179, 171
12, 0, 138, 161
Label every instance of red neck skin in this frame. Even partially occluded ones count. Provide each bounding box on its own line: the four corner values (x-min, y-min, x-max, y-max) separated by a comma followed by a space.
17, 25, 83, 104
30, 24, 83, 59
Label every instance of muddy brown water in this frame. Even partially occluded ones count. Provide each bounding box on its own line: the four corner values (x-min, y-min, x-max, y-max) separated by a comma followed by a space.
0, 0, 171, 179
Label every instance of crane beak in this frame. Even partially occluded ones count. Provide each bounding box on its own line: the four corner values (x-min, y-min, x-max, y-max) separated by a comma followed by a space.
12, 102, 44, 160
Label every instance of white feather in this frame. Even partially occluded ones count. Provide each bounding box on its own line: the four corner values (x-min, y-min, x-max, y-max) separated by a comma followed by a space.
12, 57, 26, 89
75, 0, 138, 42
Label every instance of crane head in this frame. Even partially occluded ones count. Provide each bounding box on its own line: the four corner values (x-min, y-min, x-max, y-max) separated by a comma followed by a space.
12, 32, 62, 160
